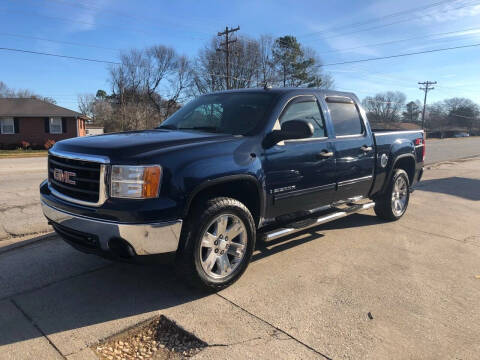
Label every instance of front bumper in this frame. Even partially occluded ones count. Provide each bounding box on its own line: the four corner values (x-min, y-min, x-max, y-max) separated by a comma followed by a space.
41, 200, 182, 257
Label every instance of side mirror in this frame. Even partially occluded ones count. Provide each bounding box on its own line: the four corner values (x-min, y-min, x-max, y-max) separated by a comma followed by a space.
263, 120, 314, 148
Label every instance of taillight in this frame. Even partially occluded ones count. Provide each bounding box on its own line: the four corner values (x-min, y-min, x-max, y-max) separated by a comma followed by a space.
415, 137, 425, 161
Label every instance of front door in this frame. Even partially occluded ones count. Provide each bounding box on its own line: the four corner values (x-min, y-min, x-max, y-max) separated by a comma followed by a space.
264, 95, 336, 219
324, 96, 375, 201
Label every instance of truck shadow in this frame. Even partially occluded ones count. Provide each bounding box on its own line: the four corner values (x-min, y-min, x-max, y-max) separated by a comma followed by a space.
1, 213, 382, 350
415, 177, 480, 201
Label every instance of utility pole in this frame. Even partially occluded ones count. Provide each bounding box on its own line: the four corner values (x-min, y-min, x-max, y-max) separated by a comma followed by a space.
418, 81, 436, 130
217, 26, 240, 89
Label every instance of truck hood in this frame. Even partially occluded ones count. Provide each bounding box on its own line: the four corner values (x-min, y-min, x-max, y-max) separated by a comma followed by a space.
52, 129, 236, 161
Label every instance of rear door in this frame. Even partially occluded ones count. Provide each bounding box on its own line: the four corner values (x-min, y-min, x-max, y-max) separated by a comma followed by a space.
264, 95, 336, 218
324, 96, 375, 201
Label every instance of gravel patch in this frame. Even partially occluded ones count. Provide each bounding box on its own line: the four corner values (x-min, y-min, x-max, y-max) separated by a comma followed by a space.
93, 316, 207, 360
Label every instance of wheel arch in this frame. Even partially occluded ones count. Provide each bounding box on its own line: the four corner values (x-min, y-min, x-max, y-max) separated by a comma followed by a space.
380, 153, 416, 195
183, 174, 265, 227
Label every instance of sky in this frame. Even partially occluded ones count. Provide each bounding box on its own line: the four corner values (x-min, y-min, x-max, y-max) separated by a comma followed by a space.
0, 0, 479, 111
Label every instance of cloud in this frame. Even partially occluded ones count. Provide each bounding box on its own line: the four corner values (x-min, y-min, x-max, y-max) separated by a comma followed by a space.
420, 2, 480, 23
43, 0, 112, 33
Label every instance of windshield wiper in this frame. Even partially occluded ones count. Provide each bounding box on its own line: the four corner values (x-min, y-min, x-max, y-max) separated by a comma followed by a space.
157, 124, 177, 130
179, 126, 220, 133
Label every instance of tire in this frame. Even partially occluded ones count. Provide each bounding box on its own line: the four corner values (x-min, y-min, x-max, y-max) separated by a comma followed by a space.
176, 197, 256, 291
374, 169, 410, 221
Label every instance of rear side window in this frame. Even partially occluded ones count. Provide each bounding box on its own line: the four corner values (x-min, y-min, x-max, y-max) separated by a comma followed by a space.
327, 101, 363, 136
280, 97, 326, 138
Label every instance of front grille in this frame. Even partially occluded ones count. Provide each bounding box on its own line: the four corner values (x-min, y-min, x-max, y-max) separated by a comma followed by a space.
48, 155, 101, 203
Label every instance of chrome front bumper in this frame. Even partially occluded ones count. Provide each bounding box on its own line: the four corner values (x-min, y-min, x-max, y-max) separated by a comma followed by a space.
41, 200, 182, 256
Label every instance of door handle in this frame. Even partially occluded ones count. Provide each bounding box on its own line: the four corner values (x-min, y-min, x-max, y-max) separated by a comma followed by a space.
360, 145, 373, 152
317, 150, 334, 158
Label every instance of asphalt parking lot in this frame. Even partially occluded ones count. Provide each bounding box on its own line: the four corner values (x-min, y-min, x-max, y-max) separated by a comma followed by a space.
1, 139, 480, 359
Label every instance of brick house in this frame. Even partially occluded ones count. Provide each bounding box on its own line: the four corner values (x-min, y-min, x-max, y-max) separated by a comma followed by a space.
0, 98, 87, 149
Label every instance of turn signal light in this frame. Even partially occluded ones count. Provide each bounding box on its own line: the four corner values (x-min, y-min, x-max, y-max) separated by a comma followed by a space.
142, 166, 161, 198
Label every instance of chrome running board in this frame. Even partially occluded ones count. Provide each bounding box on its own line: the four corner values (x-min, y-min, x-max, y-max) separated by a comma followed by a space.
261, 202, 375, 241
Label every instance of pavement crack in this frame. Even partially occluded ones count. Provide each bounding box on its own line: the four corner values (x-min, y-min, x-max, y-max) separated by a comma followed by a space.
0, 202, 39, 213
398, 224, 480, 248
0, 263, 114, 302
10, 298, 67, 359
208, 336, 263, 348
216, 293, 333, 360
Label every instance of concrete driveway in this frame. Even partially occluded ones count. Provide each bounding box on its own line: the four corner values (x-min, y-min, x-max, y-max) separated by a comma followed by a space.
1, 155, 479, 358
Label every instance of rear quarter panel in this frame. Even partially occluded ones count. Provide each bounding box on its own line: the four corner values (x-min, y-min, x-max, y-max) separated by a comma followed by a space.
370, 131, 424, 196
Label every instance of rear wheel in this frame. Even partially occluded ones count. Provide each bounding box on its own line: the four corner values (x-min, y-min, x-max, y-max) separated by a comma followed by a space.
374, 169, 410, 221
176, 197, 255, 291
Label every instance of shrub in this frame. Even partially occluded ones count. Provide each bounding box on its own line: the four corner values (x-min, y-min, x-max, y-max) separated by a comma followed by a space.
21, 140, 31, 150
44, 139, 56, 150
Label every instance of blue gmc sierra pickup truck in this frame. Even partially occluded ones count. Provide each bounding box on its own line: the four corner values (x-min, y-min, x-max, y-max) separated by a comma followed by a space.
40, 88, 425, 290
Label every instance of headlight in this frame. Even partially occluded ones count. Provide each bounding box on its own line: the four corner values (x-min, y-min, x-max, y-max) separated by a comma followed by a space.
110, 165, 161, 199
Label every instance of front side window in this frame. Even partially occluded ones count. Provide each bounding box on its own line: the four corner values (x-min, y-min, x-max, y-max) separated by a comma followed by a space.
0, 117, 14, 134
50, 117, 62, 134
327, 101, 363, 136
279, 97, 326, 138
159, 93, 277, 135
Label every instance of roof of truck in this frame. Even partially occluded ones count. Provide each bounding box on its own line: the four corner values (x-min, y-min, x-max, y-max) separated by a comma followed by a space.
209, 87, 357, 99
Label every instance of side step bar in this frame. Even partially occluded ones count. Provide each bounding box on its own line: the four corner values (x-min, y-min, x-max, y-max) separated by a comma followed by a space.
262, 202, 375, 241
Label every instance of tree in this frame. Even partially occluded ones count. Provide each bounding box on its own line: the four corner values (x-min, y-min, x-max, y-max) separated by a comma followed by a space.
191, 36, 262, 94
426, 98, 479, 132
402, 101, 421, 123
362, 91, 406, 124
191, 34, 333, 94
0, 81, 56, 104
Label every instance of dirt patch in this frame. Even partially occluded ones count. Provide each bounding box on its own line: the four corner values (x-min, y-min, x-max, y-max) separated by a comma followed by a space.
93, 316, 207, 360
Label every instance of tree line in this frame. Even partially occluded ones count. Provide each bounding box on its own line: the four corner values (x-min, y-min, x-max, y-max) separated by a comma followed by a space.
0, 81, 56, 104
362, 91, 479, 134
78, 34, 334, 132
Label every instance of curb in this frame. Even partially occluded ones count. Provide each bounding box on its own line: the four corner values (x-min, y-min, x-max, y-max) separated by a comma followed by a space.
0, 232, 57, 255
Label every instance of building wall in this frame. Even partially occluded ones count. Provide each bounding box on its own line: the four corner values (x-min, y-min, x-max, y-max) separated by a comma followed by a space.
78, 118, 86, 137
0, 117, 80, 148
85, 127, 104, 136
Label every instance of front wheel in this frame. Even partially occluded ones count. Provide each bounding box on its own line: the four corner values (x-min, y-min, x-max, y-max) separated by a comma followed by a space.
374, 169, 410, 221
176, 197, 256, 291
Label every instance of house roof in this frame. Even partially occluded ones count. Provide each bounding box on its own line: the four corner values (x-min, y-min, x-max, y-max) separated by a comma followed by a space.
0, 98, 82, 117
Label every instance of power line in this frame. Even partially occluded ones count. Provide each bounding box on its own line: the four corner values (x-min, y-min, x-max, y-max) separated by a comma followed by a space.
300, 0, 459, 38
0, 47, 120, 64
299, 0, 480, 44
316, 26, 480, 55
0, 32, 120, 52
419, 81, 437, 129
316, 42, 480, 67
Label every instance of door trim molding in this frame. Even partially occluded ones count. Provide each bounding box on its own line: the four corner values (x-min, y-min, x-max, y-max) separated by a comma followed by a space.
274, 182, 336, 201
337, 175, 373, 187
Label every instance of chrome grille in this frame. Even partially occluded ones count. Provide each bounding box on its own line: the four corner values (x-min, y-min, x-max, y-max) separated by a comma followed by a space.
48, 152, 108, 206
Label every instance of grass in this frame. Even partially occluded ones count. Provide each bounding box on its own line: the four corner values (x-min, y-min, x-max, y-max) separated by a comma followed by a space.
0, 149, 48, 158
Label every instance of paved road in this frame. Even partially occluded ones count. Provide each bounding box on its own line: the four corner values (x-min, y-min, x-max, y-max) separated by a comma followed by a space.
1, 157, 479, 359
425, 137, 480, 164
0, 157, 50, 240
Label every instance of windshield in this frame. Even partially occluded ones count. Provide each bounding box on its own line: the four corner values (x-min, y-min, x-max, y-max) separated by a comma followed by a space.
158, 92, 277, 135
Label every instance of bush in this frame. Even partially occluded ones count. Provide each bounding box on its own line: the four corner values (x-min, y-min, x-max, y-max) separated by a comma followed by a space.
21, 140, 31, 150
44, 139, 56, 150
30, 143, 44, 150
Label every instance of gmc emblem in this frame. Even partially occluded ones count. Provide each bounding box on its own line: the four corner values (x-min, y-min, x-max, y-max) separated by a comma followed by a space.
53, 168, 77, 185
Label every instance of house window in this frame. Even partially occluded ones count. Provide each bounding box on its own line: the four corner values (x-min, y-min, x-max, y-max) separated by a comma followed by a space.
49, 117, 62, 134
0, 117, 14, 134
